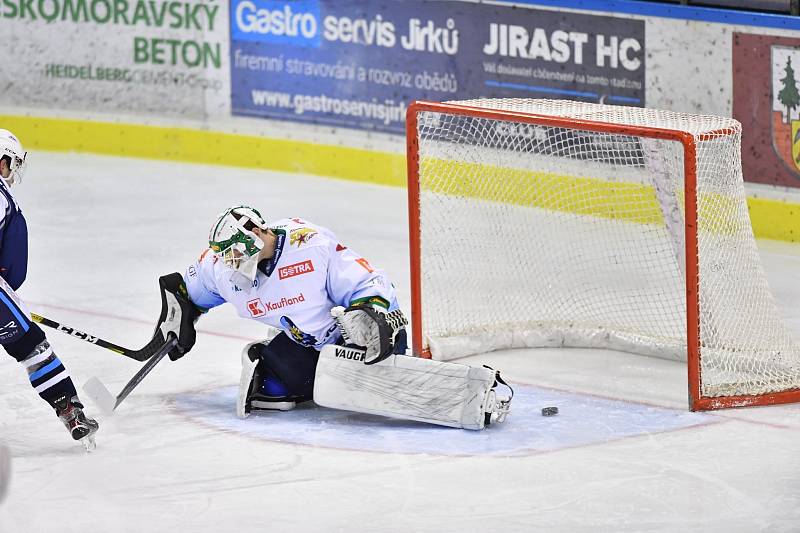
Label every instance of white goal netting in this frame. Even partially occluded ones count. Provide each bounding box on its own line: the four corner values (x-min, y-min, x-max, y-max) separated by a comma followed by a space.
411, 98, 800, 401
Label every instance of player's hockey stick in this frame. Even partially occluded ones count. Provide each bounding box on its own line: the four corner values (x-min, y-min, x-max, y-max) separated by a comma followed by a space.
83, 333, 178, 415
30, 312, 163, 362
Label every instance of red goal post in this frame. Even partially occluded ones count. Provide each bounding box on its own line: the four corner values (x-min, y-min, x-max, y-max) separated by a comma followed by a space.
406, 99, 800, 411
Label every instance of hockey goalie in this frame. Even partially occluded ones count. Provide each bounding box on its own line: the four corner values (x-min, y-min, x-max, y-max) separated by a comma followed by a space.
153, 205, 512, 430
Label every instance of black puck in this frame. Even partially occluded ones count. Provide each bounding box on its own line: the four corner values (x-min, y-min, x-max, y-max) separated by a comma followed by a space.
541, 406, 559, 417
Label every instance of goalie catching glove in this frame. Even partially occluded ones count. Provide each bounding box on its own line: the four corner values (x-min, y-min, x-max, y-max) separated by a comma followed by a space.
155, 273, 203, 361
331, 303, 408, 364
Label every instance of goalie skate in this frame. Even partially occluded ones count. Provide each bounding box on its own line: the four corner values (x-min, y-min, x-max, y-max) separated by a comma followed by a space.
483, 382, 512, 426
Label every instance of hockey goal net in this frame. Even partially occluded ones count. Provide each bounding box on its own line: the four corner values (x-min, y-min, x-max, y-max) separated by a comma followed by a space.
406, 98, 800, 411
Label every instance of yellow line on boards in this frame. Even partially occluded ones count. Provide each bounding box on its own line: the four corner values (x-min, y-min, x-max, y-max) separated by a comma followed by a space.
748, 197, 800, 243
2, 114, 798, 243
0, 114, 407, 188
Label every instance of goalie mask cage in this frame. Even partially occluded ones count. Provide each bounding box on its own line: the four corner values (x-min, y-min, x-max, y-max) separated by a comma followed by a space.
406, 99, 800, 411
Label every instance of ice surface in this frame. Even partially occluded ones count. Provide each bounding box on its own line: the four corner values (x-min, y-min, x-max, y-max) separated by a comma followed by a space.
1, 152, 799, 532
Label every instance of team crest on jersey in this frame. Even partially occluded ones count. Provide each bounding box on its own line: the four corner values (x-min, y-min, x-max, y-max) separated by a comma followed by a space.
246, 298, 267, 317
280, 316, 317, 346
289, 228, 317, 247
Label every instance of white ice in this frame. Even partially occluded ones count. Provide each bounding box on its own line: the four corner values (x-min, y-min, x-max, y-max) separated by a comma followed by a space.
1, 152, 800, 532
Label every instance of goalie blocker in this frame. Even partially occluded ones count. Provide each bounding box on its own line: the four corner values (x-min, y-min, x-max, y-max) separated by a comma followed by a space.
313, 345, 512, 430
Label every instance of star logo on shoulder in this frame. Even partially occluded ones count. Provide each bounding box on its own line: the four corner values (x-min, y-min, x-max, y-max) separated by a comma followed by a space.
290, 228, 317, 247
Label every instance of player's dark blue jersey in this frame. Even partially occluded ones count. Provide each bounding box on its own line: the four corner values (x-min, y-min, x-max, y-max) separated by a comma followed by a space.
0, 181, 28, 290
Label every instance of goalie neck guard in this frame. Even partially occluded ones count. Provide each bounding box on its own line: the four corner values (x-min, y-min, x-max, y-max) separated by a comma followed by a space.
0, 129, 27, 188
208, 205, 270, 281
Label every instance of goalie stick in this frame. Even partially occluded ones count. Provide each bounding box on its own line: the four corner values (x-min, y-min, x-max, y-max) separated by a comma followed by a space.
30, 312, 165, 362
83, 333, 178, 415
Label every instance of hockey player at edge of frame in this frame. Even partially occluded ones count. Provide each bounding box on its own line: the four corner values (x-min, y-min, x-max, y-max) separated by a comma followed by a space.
0, 130, 99, 450
151, 205, 512, 430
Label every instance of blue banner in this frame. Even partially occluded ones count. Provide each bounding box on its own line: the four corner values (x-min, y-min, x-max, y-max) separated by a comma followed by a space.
230, 0, 646, 134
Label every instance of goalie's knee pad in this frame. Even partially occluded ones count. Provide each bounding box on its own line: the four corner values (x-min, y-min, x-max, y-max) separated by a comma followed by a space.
237, 333, 296, 419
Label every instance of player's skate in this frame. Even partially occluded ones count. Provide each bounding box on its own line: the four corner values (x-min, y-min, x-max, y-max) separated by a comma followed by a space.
55, 396, 99, 451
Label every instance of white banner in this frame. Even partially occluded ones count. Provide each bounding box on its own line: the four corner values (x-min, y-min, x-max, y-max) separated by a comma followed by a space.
0, 0, 230, 118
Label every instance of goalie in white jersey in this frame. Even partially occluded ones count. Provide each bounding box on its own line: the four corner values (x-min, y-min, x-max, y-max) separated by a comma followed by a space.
153, 205, 511, 429
155, 206, 407, 414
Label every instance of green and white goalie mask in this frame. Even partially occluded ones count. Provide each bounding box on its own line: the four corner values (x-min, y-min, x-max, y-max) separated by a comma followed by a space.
0, 129, 27, 188
208, 205, 270, 281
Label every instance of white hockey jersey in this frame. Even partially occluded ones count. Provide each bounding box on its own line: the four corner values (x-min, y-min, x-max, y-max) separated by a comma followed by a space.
185, 217, 400, 351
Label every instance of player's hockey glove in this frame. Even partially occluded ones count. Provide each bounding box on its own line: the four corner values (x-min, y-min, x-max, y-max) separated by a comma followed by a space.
155, 273, 202, 361
331, 303, 408, 365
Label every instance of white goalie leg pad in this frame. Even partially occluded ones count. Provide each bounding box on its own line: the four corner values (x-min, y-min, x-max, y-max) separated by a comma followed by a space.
236, 329, 280, 419
313, 345, 510, 430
